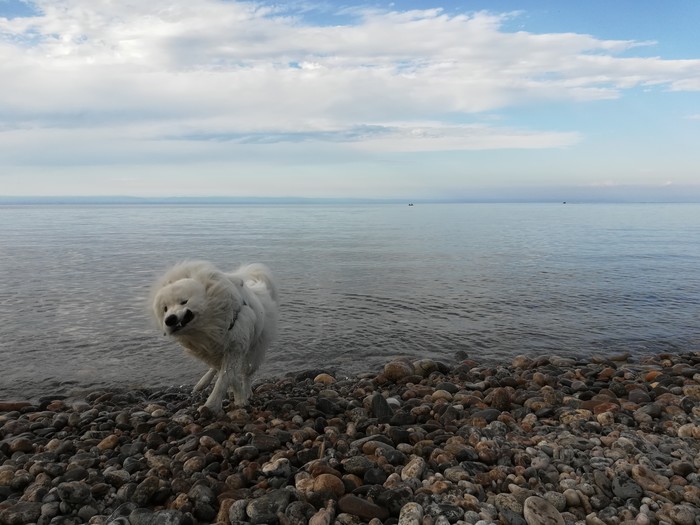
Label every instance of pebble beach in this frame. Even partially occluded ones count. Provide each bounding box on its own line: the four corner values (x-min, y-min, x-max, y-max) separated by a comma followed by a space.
1, 352, 699, 525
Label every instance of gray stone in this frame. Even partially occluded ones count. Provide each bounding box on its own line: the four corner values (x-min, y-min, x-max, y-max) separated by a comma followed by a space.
398, 502, 423, 525
246, 488, 291, 524
611, 474, 643, 500
229, 499, 249, 523
56, 481, 92, 505
130, 508, 156, 525
132, 475, 161, 505
188, 483, 216, 505
370, 393, 393, 423
152, 509, 195, 525
0, 502, 43, 525
523, 496, 565, 525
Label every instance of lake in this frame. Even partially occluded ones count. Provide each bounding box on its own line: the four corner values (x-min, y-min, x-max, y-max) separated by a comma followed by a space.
1, 203, 699, 400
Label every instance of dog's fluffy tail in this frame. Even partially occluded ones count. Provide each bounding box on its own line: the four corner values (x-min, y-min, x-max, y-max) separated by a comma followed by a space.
237, 263, 278, 302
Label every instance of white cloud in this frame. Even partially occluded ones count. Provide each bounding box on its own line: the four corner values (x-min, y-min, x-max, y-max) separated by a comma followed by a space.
0, 0, 698, 188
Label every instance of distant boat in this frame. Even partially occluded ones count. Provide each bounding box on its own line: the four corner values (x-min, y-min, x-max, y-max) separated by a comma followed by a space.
408, 203, 414, 206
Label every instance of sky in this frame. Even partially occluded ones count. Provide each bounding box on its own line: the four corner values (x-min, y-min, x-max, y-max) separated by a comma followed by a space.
1, 0, 699, 202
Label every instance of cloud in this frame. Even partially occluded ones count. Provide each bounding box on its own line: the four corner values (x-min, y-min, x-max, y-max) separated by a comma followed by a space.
0, 0, 698, 158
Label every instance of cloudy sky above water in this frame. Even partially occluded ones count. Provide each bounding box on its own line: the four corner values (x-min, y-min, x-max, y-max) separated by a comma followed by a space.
1, 0, 699, 201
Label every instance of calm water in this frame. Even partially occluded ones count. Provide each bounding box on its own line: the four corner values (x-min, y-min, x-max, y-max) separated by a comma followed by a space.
1, 203, 699, 400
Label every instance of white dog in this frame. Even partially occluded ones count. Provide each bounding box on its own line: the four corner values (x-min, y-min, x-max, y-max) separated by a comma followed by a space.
151, 261, 278, 414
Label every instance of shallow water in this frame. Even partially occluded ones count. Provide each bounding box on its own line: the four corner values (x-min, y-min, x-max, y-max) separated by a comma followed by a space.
1, 203, 699, 400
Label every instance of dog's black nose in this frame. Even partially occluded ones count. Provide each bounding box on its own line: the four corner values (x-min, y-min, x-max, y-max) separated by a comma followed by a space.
164, 314, 179, 327
181, 309, 194, 326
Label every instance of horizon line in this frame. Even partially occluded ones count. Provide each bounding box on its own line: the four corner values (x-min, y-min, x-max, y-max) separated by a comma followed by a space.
2, 195, 700, 205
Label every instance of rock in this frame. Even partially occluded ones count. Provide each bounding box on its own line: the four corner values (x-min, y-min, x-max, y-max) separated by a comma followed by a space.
341, 455, 375, 476
56, 481, 92, 505
133, 475, 161, 505
246, 488, 291, 524
398, 502, 423, 525
0, 502, 42, 525
262, 457, 292, 478
337, 494, 389, 520
611, 473, 643, 500
314, 373, 336, 384
384, 360, 414, 381
309, 501, 336, 525
523, 496, 565, 525
490, 387, 512, 411
401, 456, 426, 480
285, 501, 317, 525
668, 504, 696, 525
130, 507, 155, 525
228, 499, 248, 523
370, 393, 393, 422
631, 465, 670, 492
188, 483, 216, 506
151, 509, 194, 525
312, 473, 345, 498
0, 401, 32, 412
9, 437, 35, 453
251, 433, 282, 452
96, 434, 120, 450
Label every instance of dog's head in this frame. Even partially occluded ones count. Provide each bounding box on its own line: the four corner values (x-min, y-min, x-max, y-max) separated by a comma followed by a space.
153, 277, 208, 336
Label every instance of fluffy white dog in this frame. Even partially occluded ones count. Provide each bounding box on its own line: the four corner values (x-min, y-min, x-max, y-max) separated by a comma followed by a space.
151, 261, 278, 414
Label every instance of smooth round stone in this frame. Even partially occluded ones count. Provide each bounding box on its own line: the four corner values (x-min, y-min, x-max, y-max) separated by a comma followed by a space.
262, 457, 292, 478
401, 457, 426, 481
431, 390, 453, 402
612, 474, 643, 500
337, 494, 389, 520
97, 434, 120, 451
398, 502, 423, 525
631, 465, 670, 492
314, 373, 336, 384
56, 481, 92, 505
490, 387, 511, 411
512, 355, 533, 369
246, 489, 291, 523
384, 360, 414, 381
0, 502, 42, 524
9, 437, 35, 453
542, 492, 566, 512
312, 474, 345, 498
523, 496, 565, 525
494, 493, 522, 514
370, 393, 393, 422
341, 456, 375, 476
132, 476, 160, 505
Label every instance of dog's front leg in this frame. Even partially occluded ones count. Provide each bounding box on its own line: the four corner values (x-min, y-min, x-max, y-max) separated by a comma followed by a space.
194, 368, 217, 392
202, 366, 230, 415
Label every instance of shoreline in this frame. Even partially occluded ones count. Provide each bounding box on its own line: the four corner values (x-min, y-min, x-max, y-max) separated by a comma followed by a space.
1, 352, 699, 525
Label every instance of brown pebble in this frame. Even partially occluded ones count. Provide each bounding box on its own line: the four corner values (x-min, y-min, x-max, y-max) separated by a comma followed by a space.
313, 473, 345, 498
314, 373, 336, 384
0, 401, 32, 412
337, 494, 389, 520
9, 437, 35, 453
96, 435, 120, 451
383, 360, 415, 381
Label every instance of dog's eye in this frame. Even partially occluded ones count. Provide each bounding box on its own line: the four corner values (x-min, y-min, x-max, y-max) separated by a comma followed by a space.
163, 306, 168, 312
180, 300, 188, 305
